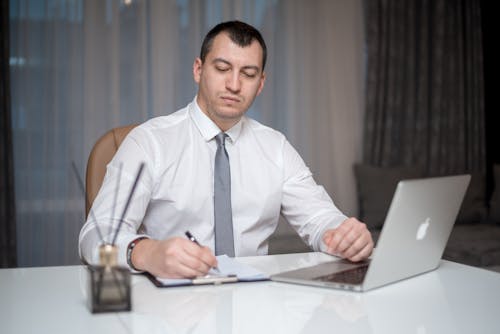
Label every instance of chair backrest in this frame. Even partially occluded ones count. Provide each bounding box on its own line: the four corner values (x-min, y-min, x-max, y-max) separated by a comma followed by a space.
85, 124, 137, 217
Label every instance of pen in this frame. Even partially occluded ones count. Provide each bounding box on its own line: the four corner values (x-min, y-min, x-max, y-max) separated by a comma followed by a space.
185, 231, 220, 273
185, 231, 201, 246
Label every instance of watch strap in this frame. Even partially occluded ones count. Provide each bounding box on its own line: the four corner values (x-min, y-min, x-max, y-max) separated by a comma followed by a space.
126, 236, 148, 271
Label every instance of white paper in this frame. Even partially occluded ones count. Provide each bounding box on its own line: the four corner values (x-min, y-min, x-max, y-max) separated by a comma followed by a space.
156, 255, 269, 286
211, 255, 268, 281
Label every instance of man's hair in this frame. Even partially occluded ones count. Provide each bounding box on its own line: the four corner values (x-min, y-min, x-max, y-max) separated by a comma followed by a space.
200, 20, 267, 71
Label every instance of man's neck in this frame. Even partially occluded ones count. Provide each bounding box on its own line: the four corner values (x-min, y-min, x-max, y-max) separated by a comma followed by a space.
214, 118, 239, 132
196, 96, 241, 132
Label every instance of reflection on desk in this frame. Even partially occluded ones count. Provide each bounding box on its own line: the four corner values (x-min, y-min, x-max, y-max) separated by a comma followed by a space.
1, 252, 500, 334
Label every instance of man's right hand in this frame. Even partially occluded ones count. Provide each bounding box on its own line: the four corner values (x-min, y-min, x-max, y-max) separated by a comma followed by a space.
130, 237, 218, 279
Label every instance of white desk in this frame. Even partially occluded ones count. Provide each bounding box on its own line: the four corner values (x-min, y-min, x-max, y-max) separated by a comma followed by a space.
1, 252, 500, 334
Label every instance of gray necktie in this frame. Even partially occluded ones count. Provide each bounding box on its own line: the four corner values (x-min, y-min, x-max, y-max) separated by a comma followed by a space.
214, 133, 235, 257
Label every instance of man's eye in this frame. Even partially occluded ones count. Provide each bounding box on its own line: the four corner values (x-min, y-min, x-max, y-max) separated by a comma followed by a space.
216, 66, 230, 72
242, 71, 257, 78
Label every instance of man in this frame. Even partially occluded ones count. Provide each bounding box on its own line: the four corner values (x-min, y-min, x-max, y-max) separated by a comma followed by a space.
79, 21, 373, 279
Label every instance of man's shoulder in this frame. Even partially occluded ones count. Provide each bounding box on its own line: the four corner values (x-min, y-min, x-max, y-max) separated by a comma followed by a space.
120, 106, 193, 156
243, 117, 286, 141
141, 106, 189, 132
128, 106, 191, 143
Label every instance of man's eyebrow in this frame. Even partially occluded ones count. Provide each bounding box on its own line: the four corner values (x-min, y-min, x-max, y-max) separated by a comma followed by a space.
212, 58, 231, 66
212, 58, 261, 72
241, 65, 260, 72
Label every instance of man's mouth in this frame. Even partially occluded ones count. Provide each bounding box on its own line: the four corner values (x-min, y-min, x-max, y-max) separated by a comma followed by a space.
220, 95, 240, 103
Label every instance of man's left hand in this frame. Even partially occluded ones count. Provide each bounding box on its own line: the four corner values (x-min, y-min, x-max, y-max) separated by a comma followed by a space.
322, 217, 374, 262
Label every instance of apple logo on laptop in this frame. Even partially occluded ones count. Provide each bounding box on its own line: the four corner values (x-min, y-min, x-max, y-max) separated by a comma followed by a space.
416, 218, 431, 240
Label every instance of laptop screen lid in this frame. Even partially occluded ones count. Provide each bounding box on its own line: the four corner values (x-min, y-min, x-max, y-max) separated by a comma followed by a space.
361, 174, 470, 290
271, 174, 470, 292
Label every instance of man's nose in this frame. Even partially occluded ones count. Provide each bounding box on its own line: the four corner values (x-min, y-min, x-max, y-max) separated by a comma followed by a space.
226, 72, 241, 93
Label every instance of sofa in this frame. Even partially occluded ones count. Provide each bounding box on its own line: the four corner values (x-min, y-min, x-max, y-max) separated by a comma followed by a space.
354, 164, 500, 272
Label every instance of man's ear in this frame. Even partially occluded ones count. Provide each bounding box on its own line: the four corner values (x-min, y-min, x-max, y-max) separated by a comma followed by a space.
193, 58, 203, 84
256, 71, 266, 96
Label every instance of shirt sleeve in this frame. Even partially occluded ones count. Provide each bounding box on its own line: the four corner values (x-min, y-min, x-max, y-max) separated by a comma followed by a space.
78, 126, 155, 270
280, 140, 348, 252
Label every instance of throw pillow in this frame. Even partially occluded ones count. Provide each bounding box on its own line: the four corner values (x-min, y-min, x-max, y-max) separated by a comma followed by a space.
455, 172, 487, 224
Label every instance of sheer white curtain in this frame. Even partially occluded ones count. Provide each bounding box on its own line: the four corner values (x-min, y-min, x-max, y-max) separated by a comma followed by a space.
10, 0, 364, 266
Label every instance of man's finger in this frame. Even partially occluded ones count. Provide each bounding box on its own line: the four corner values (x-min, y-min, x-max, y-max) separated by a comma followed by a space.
347, 242, 373, 262
328, 222, 354, 254
341, 232, 369, 259
180, 246, 215, 273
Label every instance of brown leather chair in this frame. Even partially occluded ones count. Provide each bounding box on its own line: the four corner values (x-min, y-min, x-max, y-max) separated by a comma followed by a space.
85, 124, 137, 217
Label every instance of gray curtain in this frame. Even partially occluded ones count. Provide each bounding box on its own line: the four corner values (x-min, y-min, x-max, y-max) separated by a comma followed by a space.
1, 0, 17, 268
363, 0, 485, 176
10, 0, 365, 266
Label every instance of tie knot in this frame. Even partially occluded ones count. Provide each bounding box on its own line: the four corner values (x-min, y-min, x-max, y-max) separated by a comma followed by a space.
215, 133, 227, 147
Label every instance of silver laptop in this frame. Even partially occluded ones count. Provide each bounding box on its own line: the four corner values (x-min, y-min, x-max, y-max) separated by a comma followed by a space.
271, 174, 470, 292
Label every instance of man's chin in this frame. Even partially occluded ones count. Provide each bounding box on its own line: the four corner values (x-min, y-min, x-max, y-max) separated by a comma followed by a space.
214, 107, 246, 121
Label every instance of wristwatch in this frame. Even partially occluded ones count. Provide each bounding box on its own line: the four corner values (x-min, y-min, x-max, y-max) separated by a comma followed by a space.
126, 237, 148, 271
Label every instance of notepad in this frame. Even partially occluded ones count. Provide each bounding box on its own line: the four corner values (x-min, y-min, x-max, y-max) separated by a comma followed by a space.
147, 255, 269, 287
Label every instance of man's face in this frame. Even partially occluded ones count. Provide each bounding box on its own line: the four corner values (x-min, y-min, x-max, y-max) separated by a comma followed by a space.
193, 32, 266, 131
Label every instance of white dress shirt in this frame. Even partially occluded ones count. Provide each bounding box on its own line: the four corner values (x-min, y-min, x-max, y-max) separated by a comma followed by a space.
79, 97, 347, 267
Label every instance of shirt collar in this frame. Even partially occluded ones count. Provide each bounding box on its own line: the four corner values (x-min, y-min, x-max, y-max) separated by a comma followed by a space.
189, 96, 243, 143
